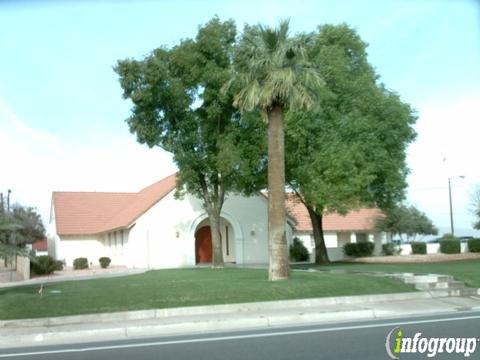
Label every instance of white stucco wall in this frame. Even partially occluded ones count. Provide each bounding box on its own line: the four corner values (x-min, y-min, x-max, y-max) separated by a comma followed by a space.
337, 232, 351, 247
323, 232, 338, 247
49, 204, 129, 267
50, 190, 292, 269
54, 235, 105, 267
221, 193, 270, 265
326, 247, 346, 262
109, 191, 276, 268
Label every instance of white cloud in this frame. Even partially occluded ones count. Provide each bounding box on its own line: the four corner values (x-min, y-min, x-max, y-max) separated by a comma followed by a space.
0, 99, 177, 224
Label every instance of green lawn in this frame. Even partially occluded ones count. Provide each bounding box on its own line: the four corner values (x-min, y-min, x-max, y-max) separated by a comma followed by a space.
295, 260, 480, 288
0, 268, 414, 320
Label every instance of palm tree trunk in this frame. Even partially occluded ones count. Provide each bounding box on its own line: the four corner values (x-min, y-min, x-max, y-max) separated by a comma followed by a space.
267, 104, 289, 281
208, 208, 224, 268
306, 205, 330, 264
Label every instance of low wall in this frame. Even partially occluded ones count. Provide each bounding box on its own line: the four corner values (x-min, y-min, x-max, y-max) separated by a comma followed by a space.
15, 255, 30, 281
399, 242, 469, 255
327, 247, 347, 262
308, 247, 347, 262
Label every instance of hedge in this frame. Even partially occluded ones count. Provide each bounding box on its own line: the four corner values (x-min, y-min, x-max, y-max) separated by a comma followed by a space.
440, 239, 461, 254
343, 242, 375, 257
468, 238, 480, 253
382, 243, 401, 256
411, 242, 426, 255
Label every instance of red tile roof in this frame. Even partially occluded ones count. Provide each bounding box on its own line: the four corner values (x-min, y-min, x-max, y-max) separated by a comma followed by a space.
286, 195, 384, 232
53, 175, 380, 236
32, 239, 48, 251
53, 174, 177, 235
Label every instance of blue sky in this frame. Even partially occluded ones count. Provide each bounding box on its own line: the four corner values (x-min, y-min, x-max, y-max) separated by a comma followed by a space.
0, 0, 479, 236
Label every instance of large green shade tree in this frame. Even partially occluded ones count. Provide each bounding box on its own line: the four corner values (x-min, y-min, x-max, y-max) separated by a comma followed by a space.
285, 24, 417, 264
116, 18, 266, 268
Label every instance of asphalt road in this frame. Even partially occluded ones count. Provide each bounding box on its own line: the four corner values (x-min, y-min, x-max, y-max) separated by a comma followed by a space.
1, 311, 480, 360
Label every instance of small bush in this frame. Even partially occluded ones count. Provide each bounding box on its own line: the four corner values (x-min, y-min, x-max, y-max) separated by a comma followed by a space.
31, 255, 57, 275
343, 242, 375, 257
99, 257, 111, 268
289, 238, 309, 262
54, 260, 64, 271
343, 243, 356, 257
382, 243, 401, 256
411, 242, 427, 255
73, 257, 89, 270
468, 238, 480, 253
440, 236, 461, 254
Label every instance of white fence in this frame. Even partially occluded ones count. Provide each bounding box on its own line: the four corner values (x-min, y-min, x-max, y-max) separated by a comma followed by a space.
308, 242, 471, 263
307, 247, 348, 262
399, 242, 469, 255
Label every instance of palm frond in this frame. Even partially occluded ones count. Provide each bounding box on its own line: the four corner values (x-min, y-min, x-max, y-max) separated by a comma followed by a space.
0, 243, 29, 260
230, 20, 324, 114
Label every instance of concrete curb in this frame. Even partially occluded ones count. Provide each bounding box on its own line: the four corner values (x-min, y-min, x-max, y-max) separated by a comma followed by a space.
2, 300, 480, 349
1, 291, 480, 349
0, 291, 434, 329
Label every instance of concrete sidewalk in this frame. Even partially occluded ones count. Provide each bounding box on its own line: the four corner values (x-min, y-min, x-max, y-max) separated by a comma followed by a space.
1, 291, 480, 349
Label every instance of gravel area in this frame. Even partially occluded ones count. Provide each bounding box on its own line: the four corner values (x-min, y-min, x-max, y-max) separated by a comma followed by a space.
348, 253, 480, 264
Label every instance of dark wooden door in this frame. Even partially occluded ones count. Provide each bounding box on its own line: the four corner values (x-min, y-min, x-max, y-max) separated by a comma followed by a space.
195, 226, 212, 263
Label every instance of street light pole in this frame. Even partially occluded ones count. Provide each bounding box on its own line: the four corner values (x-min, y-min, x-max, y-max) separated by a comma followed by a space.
448, 176, 465, 237
448, 177, 454, 236
7, 189, 11, 213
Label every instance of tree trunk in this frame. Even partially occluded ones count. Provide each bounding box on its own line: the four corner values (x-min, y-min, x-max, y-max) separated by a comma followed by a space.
208, 208, 224, 268
306, 205, 330, 265
267, 105, 289, 281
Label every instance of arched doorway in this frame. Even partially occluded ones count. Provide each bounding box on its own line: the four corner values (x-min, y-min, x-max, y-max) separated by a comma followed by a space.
190, 212, 243, 265
195, 226, 212, 264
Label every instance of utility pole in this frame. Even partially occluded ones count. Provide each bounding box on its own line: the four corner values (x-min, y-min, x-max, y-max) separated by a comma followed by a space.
448, 177, 454, 236
448, 176, 465, 237
7, 189, 11, 213
0, 193, 3, 213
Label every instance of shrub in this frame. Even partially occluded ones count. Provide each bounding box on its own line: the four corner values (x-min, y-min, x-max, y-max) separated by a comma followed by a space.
411, 242, 427, 255
54, 260, 64, 271
73, 257, 89, 270
343, 242, 375, 257
289, 238, 309, 262
99, 257, 112, 269
440, 236, 461, 254
31, 255, 57, 275
468, 238, 480, 253
382, 243, 401, 256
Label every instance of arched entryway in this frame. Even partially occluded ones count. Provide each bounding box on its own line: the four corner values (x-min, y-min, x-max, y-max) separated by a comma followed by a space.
193, 217, 237, 264
195, 226, 213, 264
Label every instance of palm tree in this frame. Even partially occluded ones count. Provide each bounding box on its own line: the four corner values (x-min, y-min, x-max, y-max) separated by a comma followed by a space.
225, 21, 323, 280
